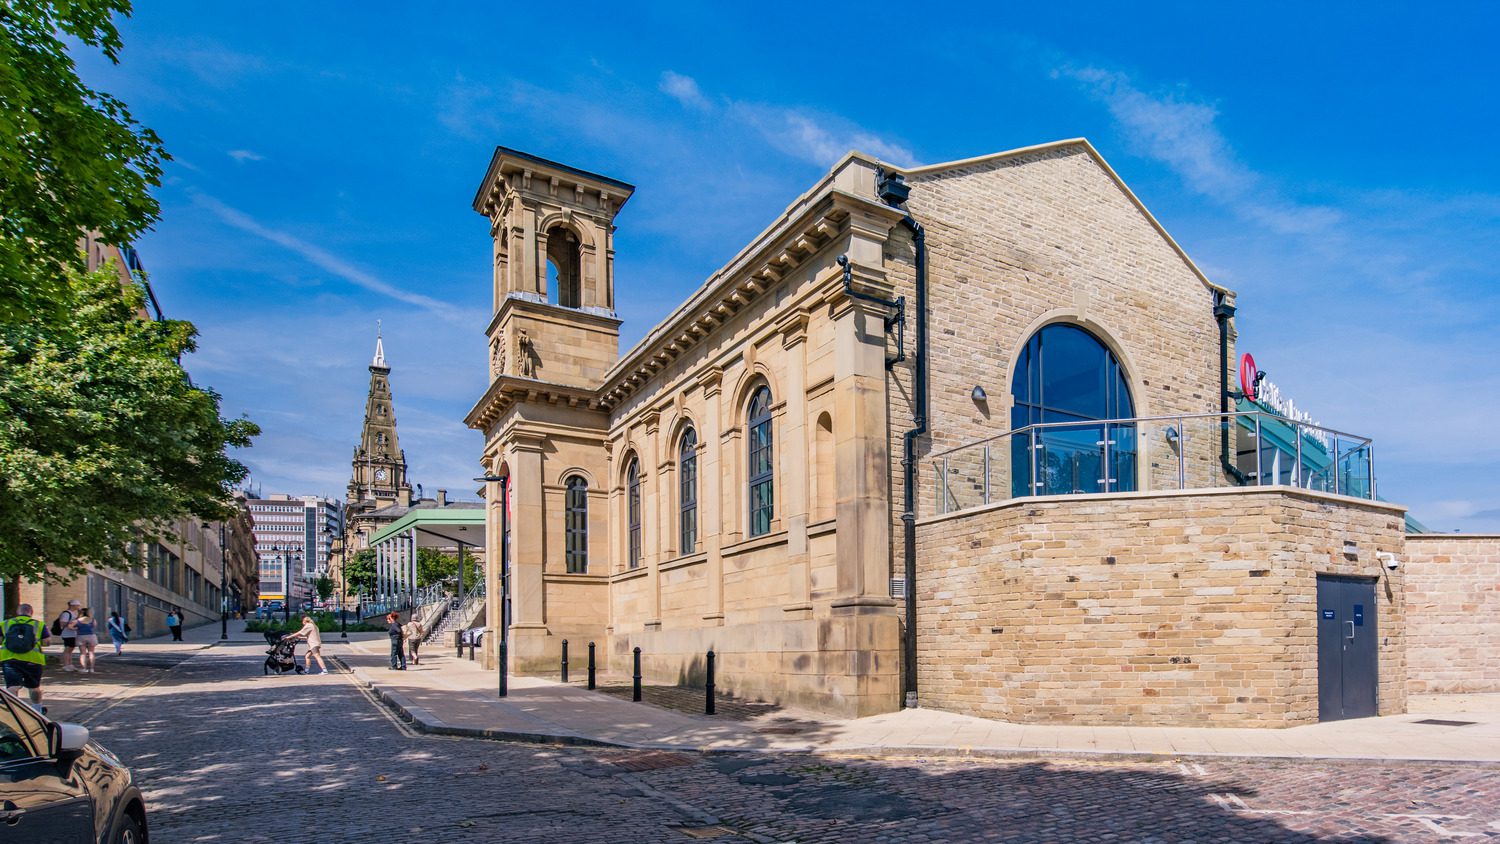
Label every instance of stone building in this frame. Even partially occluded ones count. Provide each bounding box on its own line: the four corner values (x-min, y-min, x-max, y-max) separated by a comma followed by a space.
466, 140, 1420, 725
16, 242, 257, 636
340, 333, 418, 560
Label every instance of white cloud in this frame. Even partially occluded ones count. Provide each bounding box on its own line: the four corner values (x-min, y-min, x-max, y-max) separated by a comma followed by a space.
659, 70, 710, 111
1058, 65, 1339, 236
228, 149, 264, 162
738, 107, 917, 168
192, 193, 484, 327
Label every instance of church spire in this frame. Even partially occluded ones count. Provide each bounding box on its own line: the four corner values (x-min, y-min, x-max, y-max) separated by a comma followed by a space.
372, 321, 387, 370
347, 326, 410, 506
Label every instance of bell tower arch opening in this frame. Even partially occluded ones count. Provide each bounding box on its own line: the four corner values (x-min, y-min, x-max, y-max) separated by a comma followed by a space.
545, 225, 582, 309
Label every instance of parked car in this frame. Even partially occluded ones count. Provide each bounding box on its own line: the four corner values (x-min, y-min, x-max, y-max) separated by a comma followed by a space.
0, 689, 148, 842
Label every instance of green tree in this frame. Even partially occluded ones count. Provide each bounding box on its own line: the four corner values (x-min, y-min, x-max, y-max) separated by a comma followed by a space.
416, 547, 481, 589
314, 575, 334, 603
0, 0, 168, 321
343, 550, 377, 596
0, 264, 259, 582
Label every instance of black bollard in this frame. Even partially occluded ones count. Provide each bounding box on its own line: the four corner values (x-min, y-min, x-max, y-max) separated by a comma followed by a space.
498, 639, 508, 698
705, 649, 716, 715
632, 646, 642, 702
587, 641, 596, 690
561, 639, 569, 683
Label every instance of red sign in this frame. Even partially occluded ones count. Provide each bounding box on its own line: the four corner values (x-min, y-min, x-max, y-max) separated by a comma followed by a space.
1239, 353, 1258, 401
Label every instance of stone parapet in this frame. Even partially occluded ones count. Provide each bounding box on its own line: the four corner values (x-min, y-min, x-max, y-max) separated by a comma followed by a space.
914, 488, 1406, 727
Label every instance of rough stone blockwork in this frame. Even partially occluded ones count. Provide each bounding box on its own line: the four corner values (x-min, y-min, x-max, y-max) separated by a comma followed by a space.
1404, 535, 1500, 694
915, 489, 1406, 727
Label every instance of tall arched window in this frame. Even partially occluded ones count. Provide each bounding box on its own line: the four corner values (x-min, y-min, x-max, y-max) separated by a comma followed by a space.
747, 386, 774, 536
1011, 324, 1136, 497
626, 458, 642, 568
564, 475, 588, 573
679, 428, 698, 554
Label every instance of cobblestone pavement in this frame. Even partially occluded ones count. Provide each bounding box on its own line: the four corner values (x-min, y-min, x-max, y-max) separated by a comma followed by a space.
80, 644, 1500, 843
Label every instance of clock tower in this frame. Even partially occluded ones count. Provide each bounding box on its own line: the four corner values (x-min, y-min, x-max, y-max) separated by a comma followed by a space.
347, 330, 412, 509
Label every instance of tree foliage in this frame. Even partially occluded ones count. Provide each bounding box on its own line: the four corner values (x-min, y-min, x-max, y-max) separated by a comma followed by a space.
0, 0, 167, 321
343, 550, 377, 596
0, 265, 259, 582
314, 575, 334, 603
416, 546, 481, 589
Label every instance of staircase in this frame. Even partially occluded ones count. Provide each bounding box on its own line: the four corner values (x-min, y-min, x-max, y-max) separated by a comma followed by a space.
425, 589, 484, 645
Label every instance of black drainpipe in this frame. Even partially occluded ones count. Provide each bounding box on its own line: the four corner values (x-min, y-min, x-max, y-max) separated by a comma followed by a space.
876, 169, 927, 710
1213, 291, 1251, 485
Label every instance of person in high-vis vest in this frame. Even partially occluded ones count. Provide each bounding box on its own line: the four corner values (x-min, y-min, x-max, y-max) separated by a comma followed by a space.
1, 603, 52, 714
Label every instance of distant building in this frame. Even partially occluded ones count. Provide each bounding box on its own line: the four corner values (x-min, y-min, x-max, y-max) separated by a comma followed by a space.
247, 494, 343, 608
18, 241, 254, 635
339, 333, 418, 557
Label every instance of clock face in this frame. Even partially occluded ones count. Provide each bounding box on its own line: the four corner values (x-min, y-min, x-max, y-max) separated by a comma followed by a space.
375, 469, 388, 481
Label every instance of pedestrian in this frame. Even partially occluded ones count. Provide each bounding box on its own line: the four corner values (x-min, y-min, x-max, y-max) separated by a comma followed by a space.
73, 608, 99, 673
403, 616, 423, 666
386, 612, 406, 670
2, 603, 52, 714
166, 608, 183, 641
106, 611, 129, 655
285, 615, 329, 675
54, 599, 80, 672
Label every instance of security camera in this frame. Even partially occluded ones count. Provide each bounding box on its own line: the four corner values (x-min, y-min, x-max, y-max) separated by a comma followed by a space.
1377, 552, 1399, 571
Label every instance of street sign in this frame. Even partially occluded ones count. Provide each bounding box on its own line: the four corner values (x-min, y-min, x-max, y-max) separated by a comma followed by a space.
1239, 352, 1259, 401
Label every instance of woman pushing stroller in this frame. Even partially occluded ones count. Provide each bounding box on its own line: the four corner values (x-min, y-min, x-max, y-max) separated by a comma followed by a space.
283, 615, 328, 675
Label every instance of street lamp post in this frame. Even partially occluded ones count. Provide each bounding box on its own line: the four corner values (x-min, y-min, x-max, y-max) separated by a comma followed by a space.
334, 538, 348, 639
218, 522, 228, 641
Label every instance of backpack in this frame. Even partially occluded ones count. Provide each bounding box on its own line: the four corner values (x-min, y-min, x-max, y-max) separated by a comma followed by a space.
4, 619, 38, 655
50, 617, 62, 635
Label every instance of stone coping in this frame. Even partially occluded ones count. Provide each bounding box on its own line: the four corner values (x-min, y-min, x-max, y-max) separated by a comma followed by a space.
919, 484, 1408, 527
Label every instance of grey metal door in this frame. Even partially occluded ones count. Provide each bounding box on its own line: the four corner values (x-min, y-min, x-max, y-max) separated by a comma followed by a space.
1316, 575, 1379, 721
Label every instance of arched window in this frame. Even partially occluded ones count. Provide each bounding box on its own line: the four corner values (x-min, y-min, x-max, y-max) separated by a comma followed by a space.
564, 475, 588, 573
546, 226, 581, 309
679, 428, 698, 553
626, 458, 642, 568
747, 386, 774, 536
1011, 324, 1135, 496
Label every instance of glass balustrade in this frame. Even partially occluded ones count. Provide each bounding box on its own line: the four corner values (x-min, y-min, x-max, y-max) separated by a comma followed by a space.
934, 410, 1375, 515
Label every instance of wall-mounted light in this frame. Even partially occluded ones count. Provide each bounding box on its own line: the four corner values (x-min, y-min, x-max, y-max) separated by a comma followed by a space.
971, 385, 988, 402
1164, 425, 1180, 445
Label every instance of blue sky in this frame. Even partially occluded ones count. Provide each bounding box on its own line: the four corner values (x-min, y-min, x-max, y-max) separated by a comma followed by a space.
77, 4, 1500, 531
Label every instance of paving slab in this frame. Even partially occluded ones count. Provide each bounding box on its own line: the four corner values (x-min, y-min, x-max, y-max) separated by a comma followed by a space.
326, 636, 1500, 764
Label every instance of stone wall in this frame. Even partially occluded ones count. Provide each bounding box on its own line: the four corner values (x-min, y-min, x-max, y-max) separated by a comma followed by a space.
1404, 535, 1500, 694
915, 488, 1407, 726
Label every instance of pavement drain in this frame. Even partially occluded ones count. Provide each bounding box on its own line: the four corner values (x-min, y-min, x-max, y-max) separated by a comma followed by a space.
1412, 718, 1477, 727
610, 751, 696, 772
672, 826, 739, 839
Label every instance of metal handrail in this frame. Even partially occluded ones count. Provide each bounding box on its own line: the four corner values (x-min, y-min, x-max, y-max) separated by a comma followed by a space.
932, 408, 1376, 515
929, 409, 1372, 461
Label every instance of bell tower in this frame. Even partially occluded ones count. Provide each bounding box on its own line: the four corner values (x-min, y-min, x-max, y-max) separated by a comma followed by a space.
472, 147, 634, 389
347, 328, 412, 507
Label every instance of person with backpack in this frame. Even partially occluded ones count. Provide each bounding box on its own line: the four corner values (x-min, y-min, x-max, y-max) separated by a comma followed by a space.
106, 611, 129, 655
166, 609, 183, 641
3, 603, 52, 714
53, 599, 80, 671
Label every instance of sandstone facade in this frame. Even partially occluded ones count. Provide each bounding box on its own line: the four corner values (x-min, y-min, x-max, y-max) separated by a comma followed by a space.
1404, 535, 1500, 694
465, 139, 1411, 723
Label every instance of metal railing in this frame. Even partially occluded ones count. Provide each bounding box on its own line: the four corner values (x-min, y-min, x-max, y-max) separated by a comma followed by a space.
932, 410, 1375, 515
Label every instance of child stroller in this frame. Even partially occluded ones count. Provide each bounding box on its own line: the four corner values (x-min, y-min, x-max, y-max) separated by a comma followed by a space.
263, 632, 305, 675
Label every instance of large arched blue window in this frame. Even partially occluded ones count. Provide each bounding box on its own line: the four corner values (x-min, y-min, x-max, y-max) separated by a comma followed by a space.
679, 428, 698, 554
1011, 324, 1135, 496
626, 458, 642, 568
564, 475, 588, 573
747, 386, 774, 537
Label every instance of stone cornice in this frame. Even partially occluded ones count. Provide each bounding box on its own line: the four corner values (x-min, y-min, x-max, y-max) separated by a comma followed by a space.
484, 294, 622, 338
464, 375, 607, 431
596, 188, 904, 412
